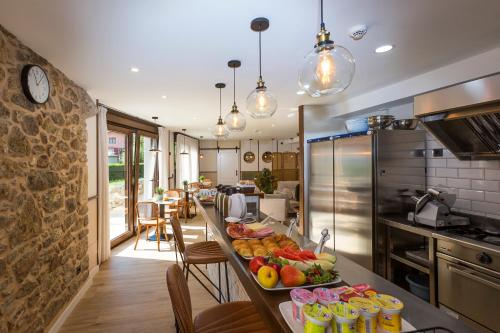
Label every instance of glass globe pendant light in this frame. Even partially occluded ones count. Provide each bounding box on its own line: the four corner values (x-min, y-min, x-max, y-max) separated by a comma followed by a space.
298, 0, 355, 97
180, 129, 189, 155
225, 60, 246, 132
246, 18, 277, 119
213, 83, 229, 139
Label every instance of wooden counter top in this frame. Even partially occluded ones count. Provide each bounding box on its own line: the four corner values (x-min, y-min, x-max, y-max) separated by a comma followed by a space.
196, 199, 478, 333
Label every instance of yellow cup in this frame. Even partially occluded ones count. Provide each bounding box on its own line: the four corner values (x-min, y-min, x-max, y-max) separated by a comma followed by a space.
370, 294, 404, 333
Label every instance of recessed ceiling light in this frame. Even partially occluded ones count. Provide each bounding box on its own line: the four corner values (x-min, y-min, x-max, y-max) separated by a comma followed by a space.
287, 112, 296, 118
296, 90, 306, 95
130, 67, 139, 72
375, 45, 394, 53
161, 95, 167, 99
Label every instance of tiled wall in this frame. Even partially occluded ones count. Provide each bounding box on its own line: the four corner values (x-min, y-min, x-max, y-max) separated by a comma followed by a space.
426, 133, 500, 219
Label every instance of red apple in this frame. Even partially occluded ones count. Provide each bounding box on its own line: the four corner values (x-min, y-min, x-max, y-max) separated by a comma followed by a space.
267, 263, 281, 275
249, 256, 267, 274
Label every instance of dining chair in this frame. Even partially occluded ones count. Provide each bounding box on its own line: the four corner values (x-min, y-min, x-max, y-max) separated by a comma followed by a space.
170, 216, 230, 304
134, 201, 169, 251
165, 190, 181, 221
166, 264, 270, 333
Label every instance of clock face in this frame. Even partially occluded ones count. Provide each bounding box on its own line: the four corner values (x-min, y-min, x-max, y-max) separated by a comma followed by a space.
22, 65, 50, 104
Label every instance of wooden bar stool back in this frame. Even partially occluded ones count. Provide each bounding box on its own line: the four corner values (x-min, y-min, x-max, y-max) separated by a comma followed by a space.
170, 217, 230, 304
134, 201, 168, 251
166, 264, 270, 333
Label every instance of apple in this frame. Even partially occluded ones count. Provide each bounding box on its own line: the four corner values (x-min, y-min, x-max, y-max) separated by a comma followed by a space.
249, 256, 267, 274
257, 265, 279, 288
280, 265, 306, 287
267, 263, 281, 275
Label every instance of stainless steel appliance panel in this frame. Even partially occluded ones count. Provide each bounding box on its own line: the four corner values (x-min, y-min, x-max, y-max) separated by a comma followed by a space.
375, 130, 427, 215
334, 135, 373, 270
309, 140, 334, 249
437, 253, 500, 332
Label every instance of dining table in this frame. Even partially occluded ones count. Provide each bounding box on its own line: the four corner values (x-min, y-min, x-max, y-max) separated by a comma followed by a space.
147, 197, 182, 241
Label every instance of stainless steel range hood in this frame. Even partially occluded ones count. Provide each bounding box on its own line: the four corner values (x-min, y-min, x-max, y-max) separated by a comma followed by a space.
414, 73, 500, 160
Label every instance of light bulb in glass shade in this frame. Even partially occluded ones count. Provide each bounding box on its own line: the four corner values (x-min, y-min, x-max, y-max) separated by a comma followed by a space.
247, 87, 277, 119
299, 44, 355, 97
213, 118, 229, 139
225, 105, 246, 132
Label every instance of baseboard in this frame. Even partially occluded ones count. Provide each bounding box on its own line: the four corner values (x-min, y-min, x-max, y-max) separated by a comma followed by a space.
46, 265, 99, 333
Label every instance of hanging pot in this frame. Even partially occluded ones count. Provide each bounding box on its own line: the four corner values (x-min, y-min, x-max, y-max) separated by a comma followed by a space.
243, 151, 255, 163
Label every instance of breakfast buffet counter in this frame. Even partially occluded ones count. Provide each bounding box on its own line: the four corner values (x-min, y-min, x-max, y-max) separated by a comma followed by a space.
195, 199, 477, 333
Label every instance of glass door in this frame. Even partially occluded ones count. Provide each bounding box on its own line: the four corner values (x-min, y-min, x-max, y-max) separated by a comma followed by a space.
108, 127, 134, 245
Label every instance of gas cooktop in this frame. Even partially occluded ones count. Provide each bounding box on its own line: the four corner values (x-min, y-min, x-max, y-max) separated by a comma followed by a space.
447, 226, 500, 246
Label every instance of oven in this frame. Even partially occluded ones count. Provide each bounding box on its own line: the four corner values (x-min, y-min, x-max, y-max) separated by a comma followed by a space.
437, 239, 500, 333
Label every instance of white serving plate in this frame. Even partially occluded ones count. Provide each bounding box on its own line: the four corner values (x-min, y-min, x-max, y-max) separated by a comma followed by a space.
279, 301, 416, 333
251, 272, 342, 291
225, 216, 241, 223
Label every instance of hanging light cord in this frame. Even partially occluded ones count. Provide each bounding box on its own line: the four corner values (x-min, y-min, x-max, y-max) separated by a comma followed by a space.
259, 31, 262, 80
219, 87, 222, 117
233, 67, 236, 104
320, 0, 325, 29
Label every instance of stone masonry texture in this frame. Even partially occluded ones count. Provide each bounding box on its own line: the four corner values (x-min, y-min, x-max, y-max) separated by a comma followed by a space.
0, 25, 96, 332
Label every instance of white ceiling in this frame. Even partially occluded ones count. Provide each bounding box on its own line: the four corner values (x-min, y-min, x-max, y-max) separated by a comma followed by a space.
1, 0, 500, 139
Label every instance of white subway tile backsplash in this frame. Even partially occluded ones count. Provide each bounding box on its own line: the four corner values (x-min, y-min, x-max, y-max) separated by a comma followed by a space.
427, 177, 447, 187
426, 168, 436, 177
458, 169, 484, 180
485, 192, 500, 204
485, 169, 500, 180
486, 213, 500, 219
471, 201, 500, 215
447, 178, 471, 189
458, 189, 484, 201
453, 199, 471, 210
446, 159, 470, 168
471, 160, 500, 169
427, 159, 447, 168
436, 168, 457, 178
471, 180, 500, 192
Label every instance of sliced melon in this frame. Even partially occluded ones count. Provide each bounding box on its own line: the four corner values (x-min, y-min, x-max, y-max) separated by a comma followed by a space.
316, 253, 337, 264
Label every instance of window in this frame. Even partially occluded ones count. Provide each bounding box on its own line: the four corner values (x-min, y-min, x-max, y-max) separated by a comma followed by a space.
109, 137, 116, 144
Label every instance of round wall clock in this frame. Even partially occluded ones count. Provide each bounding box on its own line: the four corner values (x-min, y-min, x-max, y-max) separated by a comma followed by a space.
21, 64, 50, 104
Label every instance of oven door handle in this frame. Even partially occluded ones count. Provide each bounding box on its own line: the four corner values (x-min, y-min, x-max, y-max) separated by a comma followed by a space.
448, 263, 500, 291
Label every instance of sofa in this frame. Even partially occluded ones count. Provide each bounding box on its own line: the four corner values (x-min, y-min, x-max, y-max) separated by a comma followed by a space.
259, 181, 299, 221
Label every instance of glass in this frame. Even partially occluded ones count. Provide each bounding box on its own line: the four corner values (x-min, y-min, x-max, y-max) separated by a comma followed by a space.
108, 130, 129, 240
246, 87, 278, 119
224, 107, 246, 132
213, 118, 229, 139
299, 44, 355, 97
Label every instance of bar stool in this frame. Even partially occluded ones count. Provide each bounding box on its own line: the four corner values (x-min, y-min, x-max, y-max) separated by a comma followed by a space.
166, 264, 270, 333
170, 217, 230, 304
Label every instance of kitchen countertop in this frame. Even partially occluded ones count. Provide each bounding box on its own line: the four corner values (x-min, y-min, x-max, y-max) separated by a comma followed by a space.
196, 199, 478, 333
380, 214, 500, 254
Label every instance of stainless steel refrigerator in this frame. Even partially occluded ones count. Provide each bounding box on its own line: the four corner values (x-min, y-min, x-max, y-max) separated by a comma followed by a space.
308, 130, 426, 274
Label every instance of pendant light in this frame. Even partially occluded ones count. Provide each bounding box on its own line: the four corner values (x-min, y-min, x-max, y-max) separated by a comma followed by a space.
298, 0, 355, 97
213, 83, 229, 139
180, 129, 189, 155
149, 116, 161, 152
225, 60, 246, 132
246, 18, 277, 119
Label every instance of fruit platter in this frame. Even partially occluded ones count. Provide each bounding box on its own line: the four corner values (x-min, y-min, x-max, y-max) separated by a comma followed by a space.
249, 248, 341, 290
232, 234, 300, 259
226, 222, 274, 239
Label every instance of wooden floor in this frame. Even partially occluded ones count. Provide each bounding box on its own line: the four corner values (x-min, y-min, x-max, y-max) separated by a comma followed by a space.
61, 214, 218, 333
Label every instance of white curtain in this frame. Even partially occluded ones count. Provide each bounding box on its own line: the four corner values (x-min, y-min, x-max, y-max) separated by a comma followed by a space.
176, 134, 199, 187
97, 106, 111, 264
158, 127, 169, 190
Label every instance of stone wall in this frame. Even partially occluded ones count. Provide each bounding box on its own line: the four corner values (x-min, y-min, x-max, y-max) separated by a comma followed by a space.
0, 25, 95, 332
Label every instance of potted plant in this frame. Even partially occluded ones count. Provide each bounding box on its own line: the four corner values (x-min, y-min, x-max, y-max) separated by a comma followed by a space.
183, 180, 189, 191
199, 175, 205, 183
155, 187, 164, 201
254, 168, 274, 194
